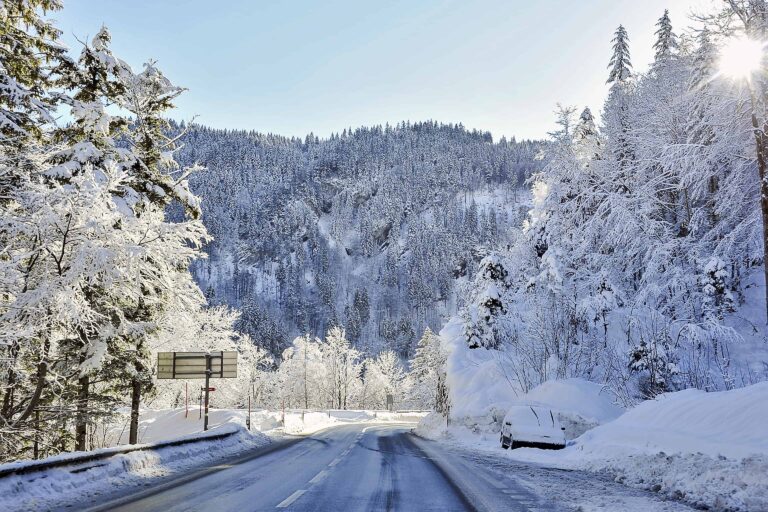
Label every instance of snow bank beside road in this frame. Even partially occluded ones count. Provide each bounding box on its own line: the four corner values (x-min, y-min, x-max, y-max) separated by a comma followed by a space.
284, 409, 427, 434
1, 425, 270, 512
419, 381, 768, 511
562, 382, 768, 511
441, 317, 516, 419
575, 381, 768, 460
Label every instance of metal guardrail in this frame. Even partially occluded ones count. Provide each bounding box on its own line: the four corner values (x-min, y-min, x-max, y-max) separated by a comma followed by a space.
0, 429, 238, 479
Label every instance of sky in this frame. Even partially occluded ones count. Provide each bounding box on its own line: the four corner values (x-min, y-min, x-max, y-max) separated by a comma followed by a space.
52, 0, 715, 141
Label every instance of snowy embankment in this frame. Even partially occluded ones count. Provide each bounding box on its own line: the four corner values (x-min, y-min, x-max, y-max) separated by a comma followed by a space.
417, 380, 768, 512
1, 424, 270, 512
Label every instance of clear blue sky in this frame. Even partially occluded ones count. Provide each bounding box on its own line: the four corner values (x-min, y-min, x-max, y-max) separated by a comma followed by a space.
52, 0, 710, 141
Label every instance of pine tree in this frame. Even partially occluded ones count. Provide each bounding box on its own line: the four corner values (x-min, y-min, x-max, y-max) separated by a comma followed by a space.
0, 0, 69, 143
689, 29, 716, 89
604, 25, 635, 181
0, 0, 71, 207
463, 254, 512, 349
607, 25, 632, 84
572, 107, 602, 165
653, 10, 677, 64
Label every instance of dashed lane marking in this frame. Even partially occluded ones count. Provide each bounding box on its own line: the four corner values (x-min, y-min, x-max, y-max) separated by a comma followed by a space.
309, 470, 328, 484
276, 489, 306, 508
328, 457, 342, 467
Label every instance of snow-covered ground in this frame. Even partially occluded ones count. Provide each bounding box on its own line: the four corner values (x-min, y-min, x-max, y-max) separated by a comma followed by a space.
98, 406, 427, 447
417, 380, 768, 512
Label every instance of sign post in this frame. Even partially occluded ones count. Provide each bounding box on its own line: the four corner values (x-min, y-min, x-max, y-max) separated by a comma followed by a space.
204, 354, 211, 431
157, 351, 237, 431
246, 395, 251, 431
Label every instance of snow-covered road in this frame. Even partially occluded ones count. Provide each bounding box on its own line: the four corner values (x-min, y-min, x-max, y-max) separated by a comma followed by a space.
71, 424, 694, 512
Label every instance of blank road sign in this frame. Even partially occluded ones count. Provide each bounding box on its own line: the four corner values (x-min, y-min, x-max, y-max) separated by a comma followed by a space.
156, 351, 237, 379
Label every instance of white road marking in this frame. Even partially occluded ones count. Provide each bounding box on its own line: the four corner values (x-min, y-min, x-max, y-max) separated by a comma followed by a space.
276, 489, 306, 508
328, 457, 342, 467
309, 470, 328, 484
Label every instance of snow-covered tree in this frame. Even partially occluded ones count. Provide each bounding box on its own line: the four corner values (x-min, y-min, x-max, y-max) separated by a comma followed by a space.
319, 327, 362, 409
0, 22, 209, 457
607, 25, 632, 84
462, 254, 513, 349
365, 350, 409, 409
410, 327, 448, 412
0, 0, 68, 144
653, 10, 677, 64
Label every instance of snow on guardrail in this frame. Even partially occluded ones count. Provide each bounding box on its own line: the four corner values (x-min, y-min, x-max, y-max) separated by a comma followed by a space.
0, 423, 244, 479
2, 425, 271, 512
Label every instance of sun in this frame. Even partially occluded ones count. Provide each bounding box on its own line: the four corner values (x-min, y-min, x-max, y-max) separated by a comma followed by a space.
719, 36, 765, 80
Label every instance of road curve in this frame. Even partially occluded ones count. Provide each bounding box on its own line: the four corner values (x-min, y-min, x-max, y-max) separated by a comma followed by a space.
69, 423, 694, 512
79, 424, 476, 512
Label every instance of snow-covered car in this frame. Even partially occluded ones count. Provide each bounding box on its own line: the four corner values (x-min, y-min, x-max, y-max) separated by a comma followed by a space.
500, 405, 566, 450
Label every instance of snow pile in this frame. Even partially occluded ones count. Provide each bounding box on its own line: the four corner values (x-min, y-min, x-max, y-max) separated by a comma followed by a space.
517, 378, 623, 424
441, 317, 518, 419
561, 382, 768, 511
127, 407, 255, 443
574, 382, 768, 460
417, 377, 622, 441
283, 409, 428, 434
442, 314, 624, 437
414, 411, 449, 439
89, 407, 280, 447
1, 425, 270, 512
420, 381, 768, 511
513, 378, 624, 438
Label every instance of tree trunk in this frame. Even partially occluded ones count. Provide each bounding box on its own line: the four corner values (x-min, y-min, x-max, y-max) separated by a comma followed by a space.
13, 337, 50, 425
0, 340, 20, 419
129, 378, 141, 444
750, 109, 768, 324
75, 374, 89, 451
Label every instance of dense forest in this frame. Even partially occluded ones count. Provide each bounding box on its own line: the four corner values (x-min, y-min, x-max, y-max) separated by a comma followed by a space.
174, 123, 544, 357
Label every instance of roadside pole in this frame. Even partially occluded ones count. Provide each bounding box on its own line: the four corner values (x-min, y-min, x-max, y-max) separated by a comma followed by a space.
204, 354, 211, 431
247, 395, 251, 431
185, 382, 188, 419
34, 410, 40, 459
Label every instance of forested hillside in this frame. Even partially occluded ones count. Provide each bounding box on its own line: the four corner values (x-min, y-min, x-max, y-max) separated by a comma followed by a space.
174, 123, 544, 357
449, 8, 768, 412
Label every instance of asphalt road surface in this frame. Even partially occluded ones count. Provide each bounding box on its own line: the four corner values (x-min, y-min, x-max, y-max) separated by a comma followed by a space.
72, 423, 694, 512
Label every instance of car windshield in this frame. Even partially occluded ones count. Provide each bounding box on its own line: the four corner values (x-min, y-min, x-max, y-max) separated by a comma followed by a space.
506, 406, 556, 428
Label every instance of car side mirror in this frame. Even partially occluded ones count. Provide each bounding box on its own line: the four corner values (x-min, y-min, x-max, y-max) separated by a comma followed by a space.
561, 427, 566, 431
